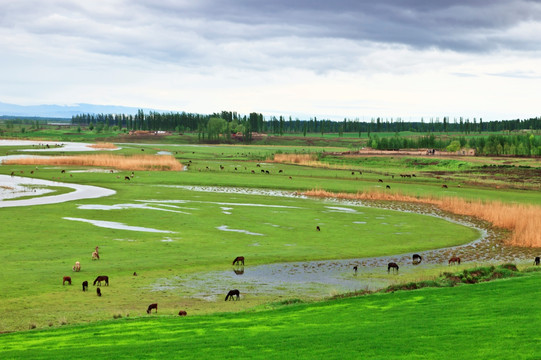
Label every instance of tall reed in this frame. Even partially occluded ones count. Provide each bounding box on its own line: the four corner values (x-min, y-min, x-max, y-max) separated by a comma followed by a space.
4, 154, 182, 171
304, 188, 541, 247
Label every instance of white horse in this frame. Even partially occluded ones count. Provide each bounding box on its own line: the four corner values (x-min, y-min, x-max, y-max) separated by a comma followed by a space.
72, 261, 81, 272
91, 246, 100, 260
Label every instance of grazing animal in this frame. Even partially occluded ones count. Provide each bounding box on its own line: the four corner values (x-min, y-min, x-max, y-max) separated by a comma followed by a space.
251, 170, 255, 174
178, 310, 187, 316
72, 261, 81, 272
378, 179, 383, 183
133, 272, 138, 276
61, 169, 65, 173
93, 275, 109, 286
448, 257, 461, 265
232, 256, 245, 266
289, 176, 292, 179
412, 254, 422, 264
279, 169, 283, 173
225, 289, 240, 301
534, 256, 540, 266
442, 184, 448, 188
147, 303, 158, 314
256, 164, 261, 167
386, 185, 391, 189
63, 276, 72, 285
316, 226, 321, 231
352, 171, 355, 175
124, 176, 131, 180
82, 281, 88, 291
353, 266, 358, 274
91, 246, 99, 260
97, 287, 101, 296
265, 170, 270, 174
261, 169, 265, 173
387, 262, 399, 273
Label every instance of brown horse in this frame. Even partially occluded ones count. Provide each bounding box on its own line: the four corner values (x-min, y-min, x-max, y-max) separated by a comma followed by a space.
412, 254, 422, 265
97, 287, 102, 296
147, 303, 158, 314
316, 226, 321, 231
534, 256, 540, 266
225, 289, 240, 301
178, 310, 187, 316
232, 256, 245, 266
387, 262, 399, 273
449, 257, 461, 265
63, 276, 72, 285
82, 281, 88, 291
93, 276, 109, 286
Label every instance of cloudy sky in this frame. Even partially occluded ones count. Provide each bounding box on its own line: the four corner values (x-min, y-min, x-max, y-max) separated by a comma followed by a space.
1, 0, 541, 120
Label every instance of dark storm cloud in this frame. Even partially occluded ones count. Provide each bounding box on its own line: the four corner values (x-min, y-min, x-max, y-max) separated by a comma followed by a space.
133, 0, 541, 52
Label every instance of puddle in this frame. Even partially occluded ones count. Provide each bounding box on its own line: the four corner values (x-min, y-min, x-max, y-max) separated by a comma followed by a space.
216, 225, 264, 236
77, 203, 191, 214
63, 217, 175, 233
0, 140, 118, 152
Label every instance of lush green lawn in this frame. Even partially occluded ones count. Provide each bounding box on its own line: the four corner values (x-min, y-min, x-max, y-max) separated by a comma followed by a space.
1, 271, 539, 359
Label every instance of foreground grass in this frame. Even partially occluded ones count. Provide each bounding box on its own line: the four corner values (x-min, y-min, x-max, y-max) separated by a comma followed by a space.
1, 271, 540, 359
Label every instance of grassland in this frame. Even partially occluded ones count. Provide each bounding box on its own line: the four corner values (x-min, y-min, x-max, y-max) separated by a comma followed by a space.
1, 136, 540, 358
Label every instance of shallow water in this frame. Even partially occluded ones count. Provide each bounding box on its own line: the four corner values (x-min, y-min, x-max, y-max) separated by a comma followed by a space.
63, 217, 175, 233
0, 175, 116, 207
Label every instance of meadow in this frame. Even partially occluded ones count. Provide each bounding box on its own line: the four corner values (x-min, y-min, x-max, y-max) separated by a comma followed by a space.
0, 135, 540, 358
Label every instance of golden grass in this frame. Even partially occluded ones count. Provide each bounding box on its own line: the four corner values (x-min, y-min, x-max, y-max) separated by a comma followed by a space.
304, 189, 541, 248
272, 153, 346, 169
4, 154, 183, 171
87, 143, 118, 149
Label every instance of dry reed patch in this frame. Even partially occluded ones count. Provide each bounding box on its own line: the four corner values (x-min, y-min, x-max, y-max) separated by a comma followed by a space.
303, 189, 541, 248
4, 154, 183, 171
88, 143, 118, 149
272, 153, 347, 170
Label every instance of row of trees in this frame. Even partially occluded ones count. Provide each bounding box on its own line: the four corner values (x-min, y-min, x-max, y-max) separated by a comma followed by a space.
71, 110, 541, 136
368, 134, 541, 156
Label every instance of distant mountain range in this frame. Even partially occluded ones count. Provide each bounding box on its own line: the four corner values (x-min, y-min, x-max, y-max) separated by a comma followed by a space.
0, 102, 165, 119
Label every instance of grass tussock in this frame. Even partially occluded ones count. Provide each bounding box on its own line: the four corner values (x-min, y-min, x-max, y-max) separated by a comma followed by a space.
304, 188, 541, 247
272, 153, 318, 165
87, 142, 118, 149
4, 154, 183, 171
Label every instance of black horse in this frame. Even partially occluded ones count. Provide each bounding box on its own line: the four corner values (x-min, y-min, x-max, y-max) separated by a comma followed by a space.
82, 281, 88, 291
388, 262, 399, 273
97, 287, 102, 297
147, 303, 158, 314
93, 275, 109, 286
412, 254, 422, 265
353, 266, 358, 274
534, 256, 540, 266
232, 256, 245, 266
225, 289, 240, 301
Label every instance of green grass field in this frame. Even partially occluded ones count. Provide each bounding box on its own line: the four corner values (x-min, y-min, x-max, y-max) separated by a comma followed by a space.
1, 270, 540, 359
1, 137, 540, 359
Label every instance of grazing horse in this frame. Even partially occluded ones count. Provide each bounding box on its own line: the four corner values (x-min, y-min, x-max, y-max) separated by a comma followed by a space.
387, 262, 399, 273
378, 179, 383, 183
178, 310, 187, 316
124, 176, 131, 180
63, 276, 72, 285
412, 254, 422, 264
316, 226, 321, 231
147, 303, 158, 314
386, 185, 391, 189
353, 266, 358, 274
448, 257, 461, 265
72, 261, 81, 272
442, 184, 448, 188
232, 256, 245, 266
534, 256, 540, 266
225, 289, 240, 301
97, 288, 101, 296
93, 275, 109, 286
82, 281, 88, 291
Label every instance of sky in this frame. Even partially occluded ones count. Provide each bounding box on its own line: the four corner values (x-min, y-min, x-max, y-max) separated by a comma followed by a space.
1, 0, 541, 121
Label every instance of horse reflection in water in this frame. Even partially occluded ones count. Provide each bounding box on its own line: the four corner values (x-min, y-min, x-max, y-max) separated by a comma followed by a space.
233, 267, 244, 275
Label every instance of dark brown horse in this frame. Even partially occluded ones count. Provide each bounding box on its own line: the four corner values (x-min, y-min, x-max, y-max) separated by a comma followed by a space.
225, 289, 240, 301
82, 281, 88, 291
147, 303, 158, 314
316, 226, 321, 231
63, 276, 72, 285
353, 266, 358, 274
412, 254, 422, 264
97, 287, 101, 296
449, 257, 461, 265
93, 275, 109, 286
232, 256, 245, 266
387, 262, 399, 273
534, 256, 540, 266
178, 310, 187, 316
